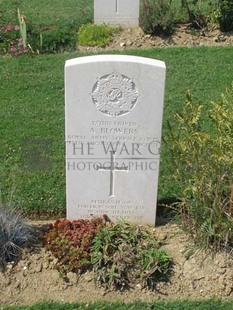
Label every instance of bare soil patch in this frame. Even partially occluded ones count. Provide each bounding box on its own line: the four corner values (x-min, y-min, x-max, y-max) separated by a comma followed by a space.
78, 25, 233, 53
1, 220, 233, 306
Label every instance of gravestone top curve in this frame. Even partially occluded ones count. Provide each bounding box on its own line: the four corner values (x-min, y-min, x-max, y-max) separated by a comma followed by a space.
66, 55, 165, 69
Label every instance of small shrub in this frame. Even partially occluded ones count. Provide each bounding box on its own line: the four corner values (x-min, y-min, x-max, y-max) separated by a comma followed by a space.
77, 23, 114, 47
0, 206, 34, 269
180, 0, 210, 29
218, 0, 233, 31
166, 83, 233, 250
140, 0, 174, 36
44, 217, 106, 274
91, 221, 171, 291
27, 21, 77, 53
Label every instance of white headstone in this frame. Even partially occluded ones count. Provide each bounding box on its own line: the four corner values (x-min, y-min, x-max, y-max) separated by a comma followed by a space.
94, 0, 139, 28
65, 55, 166, 226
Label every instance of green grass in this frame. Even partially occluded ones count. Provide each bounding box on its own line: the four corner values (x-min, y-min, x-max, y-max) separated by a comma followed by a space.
2, 300, 233, 310
0, 0, 93, 27
1, 0, 217, 27
0, 0, 93, 53
0, 46, 233, 215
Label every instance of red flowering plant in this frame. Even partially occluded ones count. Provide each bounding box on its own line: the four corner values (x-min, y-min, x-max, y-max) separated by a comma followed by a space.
0, 11, 28, 56
43, 217, 107, 274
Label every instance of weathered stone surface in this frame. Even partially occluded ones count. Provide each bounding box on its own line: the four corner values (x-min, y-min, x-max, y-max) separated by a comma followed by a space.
65, 55, 166, 226
94, 0, 139, 28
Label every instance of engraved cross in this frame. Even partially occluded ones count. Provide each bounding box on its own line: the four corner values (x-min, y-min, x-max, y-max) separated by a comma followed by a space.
97, 151, 128, 197
115, 0, 118, 13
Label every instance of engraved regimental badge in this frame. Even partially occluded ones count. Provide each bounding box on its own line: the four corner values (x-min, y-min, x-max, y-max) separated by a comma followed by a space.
91, 71, 139, 117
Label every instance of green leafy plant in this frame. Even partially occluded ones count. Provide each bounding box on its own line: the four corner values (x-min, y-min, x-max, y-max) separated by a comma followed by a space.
180, 0, 209, 29
166, 83, 233, 250
0, 205, 34, 269
91, 221, 171, 291
218, 0, 233, 31
140, 0, 174, 36
77, 23, 115, 47
17, 8, 27, 48
26, 21, 77, 54
44, 217, 107, 274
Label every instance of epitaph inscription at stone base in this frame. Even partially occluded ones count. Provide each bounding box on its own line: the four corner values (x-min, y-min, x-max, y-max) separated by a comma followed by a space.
65, 55, 166, 226
94, 0, 139, 28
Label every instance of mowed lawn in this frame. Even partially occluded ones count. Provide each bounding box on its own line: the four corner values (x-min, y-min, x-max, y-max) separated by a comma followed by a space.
1, 46, 233, 215
2, 299, 233, 310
